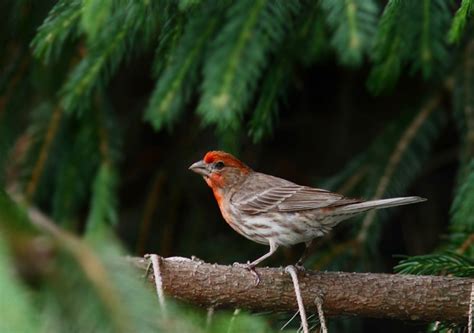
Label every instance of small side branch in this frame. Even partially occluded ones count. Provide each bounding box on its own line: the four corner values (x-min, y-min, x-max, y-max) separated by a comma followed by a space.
145, 254, 167, 314
314, 295, 328, 333
129, 256, 472, 324
285, 265, 308, 333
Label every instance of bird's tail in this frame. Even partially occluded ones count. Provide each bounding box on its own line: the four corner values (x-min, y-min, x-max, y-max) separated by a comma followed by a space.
336, 196, 426, 214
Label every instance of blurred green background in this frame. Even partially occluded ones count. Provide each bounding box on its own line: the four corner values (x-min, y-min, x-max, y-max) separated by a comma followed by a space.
1, 0, 473, 332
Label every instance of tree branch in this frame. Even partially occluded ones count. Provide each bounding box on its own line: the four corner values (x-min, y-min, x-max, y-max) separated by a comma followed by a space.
15, 200, 472, 325
130, 256, 471, 324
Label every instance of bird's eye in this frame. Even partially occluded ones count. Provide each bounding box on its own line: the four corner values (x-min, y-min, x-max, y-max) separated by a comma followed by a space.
214, 161, 225, 170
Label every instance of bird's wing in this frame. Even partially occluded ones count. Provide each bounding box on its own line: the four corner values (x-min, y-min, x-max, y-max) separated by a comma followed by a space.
231, 174, 360, 214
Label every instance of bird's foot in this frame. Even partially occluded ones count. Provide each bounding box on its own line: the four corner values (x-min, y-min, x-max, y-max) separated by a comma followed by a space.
233, 261, 261, 286
295, 261, 306, 272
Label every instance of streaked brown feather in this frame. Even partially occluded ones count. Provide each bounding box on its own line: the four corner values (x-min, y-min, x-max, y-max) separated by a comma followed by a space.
231, 172, 361, 215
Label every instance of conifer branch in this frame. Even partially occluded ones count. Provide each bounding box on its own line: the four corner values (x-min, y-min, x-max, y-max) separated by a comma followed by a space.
292, 4, 329, 65
455, 40, 474, 183
214, 0, 265, 102
132, 256, 472, 324
459, 234, 474, 255
420, 0, 432, 74
31, 0, 82, 63
448, 0, 474, 43
248, 57, 289, 142
0, 55, 29, 113
462, 42, 474, 158
25, 107, 62, 202
152, 12, 185, 77
145, 3, 220, 130
357, 90, 442, 242
368, 1, 449, 92
450, 161, 474, 237
451, 42, 474, 242
198, 0, 267, 128
81, 0, 113, 41
396, 252, 474, 277
321, 0, 377, 66
418, 0, 449, 77
60, 1, 159, 113
16, 196, 132, 333
136, 172, 166, 255
336, 165, 369, 195
198, 0, 298, 129
86, 107, 119, 232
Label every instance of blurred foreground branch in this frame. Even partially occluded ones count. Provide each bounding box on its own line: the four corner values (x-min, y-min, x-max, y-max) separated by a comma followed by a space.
131, 256, 471, 324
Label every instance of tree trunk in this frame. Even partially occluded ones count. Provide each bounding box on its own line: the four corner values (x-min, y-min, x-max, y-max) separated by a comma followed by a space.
131, 256, 472, 324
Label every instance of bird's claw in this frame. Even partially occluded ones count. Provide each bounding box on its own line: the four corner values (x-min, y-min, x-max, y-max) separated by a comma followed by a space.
233, 261, 261, 286
295, 261, 306, 271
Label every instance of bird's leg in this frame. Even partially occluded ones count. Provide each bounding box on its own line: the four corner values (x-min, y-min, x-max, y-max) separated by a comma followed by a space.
234, 240, 278, 285
295, 240, 316, 270
248, 240, 279, 267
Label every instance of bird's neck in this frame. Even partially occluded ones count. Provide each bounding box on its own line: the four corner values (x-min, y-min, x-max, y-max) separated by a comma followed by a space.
211, 187, 224, 207
210, 186, 235, 225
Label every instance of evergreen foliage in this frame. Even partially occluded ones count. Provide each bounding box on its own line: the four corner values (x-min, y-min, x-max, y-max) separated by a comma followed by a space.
451, 161, 474, 235
58, 0, 161, 113
145, 2, 221, 130
3, 0, 474, 331
248, 57, 290, 143
0, 233, 39, 333
312, 103, 445, 270
320, 0, 378, 66
395, 251, 474, 277
86, 162, 119, 233
453, 41, 474, 183
51, 122, 94, 224
449, 0, 474, 43
368, 0, 450, 93
31, 0, 82, 63
197, 0, 299, 131
81, 0, 113, 40
0, 191, 271, 332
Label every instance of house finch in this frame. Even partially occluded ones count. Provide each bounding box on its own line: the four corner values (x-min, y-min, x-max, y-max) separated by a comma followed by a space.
190, 151, 426, 271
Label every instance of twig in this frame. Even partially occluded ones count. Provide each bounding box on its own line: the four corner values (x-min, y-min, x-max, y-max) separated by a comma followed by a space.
281, 310, 300, 331
227, 309, 240, 333
469, 282, 474, 333
315, 295, 328, 333
357, 93, 442, 243
458, 233, 474, 255
206, 306, 215, 330
285, 266, 308, 333
145, 254, 167, 315
336, 165, 369, 195
25, 107, 63, 202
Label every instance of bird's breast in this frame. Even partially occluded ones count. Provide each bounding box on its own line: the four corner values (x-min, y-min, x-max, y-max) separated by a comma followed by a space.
211, 188, 234, 224
211, 188, 261, 242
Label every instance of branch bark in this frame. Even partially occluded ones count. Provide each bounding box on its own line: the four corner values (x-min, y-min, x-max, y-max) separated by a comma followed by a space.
130, 256, 472, 324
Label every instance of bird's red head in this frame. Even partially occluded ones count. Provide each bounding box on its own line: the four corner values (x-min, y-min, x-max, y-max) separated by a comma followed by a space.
189, 151, 251, 191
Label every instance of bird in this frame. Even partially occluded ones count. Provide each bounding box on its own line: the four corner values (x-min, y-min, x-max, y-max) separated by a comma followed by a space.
189, 150, 426, 272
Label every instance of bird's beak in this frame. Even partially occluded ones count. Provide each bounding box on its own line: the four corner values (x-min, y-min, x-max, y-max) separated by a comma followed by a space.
189, 160, 210, 177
